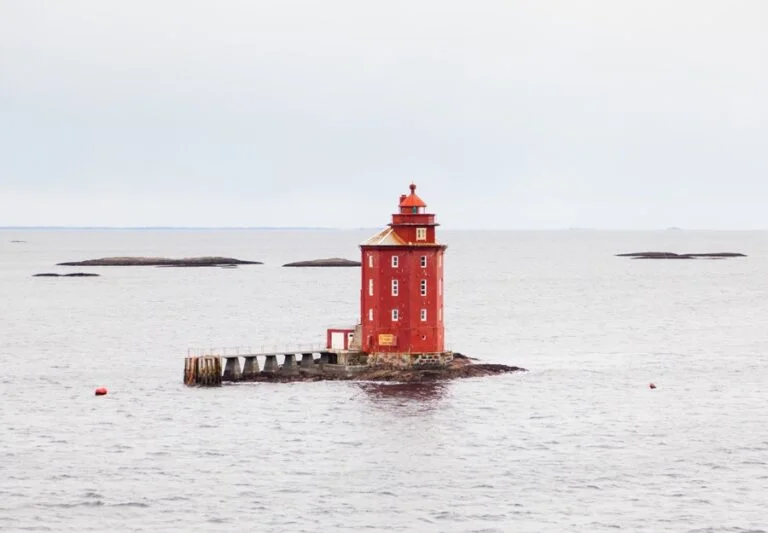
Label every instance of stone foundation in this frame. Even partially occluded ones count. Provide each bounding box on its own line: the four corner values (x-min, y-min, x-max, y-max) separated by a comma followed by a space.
366, 351, 454, 368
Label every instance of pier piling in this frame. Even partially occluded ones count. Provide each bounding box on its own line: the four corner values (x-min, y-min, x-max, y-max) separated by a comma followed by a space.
223, 357, 242, 381
282, 354, 299, 376
242, 356, 260, 379
263, 355, 279, 373
300, 353, 316, 373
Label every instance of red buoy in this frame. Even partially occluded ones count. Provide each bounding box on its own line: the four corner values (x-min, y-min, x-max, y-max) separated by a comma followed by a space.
94, 387, 108, 396
649, 383, 656, 389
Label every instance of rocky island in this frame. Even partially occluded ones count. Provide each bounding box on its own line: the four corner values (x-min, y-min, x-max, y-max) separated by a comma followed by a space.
283, 257, 361, 267
616, 252, 746, 260
247, 362, 525, 383
186, 352, 525, 386
57, 256, 262, 267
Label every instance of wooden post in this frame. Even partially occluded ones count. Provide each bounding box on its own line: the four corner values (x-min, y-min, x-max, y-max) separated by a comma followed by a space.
184, 357, 197, 385
184, 356, 222, 387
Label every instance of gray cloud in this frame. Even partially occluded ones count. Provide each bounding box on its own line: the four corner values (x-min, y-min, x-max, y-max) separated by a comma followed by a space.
1, 0, 766, 228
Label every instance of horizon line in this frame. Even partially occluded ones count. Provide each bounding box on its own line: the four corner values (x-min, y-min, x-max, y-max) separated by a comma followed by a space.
1, 226, 767, 232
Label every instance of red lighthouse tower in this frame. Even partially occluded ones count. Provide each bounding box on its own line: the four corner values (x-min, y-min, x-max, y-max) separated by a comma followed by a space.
359, 184, 450, 367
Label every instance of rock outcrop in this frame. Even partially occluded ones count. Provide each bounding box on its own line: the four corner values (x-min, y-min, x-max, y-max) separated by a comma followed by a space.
616, 252, 746, 260
351, 362, 525, 382
283, 257, 361, 267
34, 272, 100, 277
57, 256, 262, 267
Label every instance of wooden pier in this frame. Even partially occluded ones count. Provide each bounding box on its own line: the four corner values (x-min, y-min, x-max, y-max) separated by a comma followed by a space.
184, 356, 222, 386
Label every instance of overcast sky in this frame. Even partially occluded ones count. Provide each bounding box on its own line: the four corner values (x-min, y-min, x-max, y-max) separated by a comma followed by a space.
1, 1, 766, 229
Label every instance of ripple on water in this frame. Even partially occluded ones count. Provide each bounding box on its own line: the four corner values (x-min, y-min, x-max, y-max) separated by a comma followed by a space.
112, 502, 151, 508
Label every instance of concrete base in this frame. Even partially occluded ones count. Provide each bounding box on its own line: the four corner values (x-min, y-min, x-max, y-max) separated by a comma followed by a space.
263, 355, 279, 373
300, 353, 316, 374
242, 356, 260, 378
281, 353, 299, 376
322, 363, 370, 378
223, 357, 242, 380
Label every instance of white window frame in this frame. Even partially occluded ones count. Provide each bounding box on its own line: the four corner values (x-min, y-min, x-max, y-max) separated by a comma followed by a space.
420, 255, 427, 268
391, 255, 399, 268
368, 279, 374, 296
420, 279, 427, 296
420, 309, 427, 321
368, 254, 373, 268
416, 227, 427, 241
368, 309, 373, 321
391, 279, 399, 296
392, 309, 399, 321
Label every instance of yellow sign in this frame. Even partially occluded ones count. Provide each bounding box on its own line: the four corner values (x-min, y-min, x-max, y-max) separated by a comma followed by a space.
378, 334, 396, 346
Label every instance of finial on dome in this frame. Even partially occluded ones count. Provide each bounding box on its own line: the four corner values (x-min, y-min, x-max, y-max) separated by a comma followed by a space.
398, 182, 427, 210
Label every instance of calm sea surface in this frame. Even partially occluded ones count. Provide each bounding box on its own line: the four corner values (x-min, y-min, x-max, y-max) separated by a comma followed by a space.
1, 229, 767, 532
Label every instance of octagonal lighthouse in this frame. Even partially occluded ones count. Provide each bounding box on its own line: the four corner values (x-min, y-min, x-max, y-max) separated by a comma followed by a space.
350, 184, 452, 367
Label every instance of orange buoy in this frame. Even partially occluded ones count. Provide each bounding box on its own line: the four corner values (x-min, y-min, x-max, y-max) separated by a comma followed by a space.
94, 387, 108, 396
649, 383, 656, 389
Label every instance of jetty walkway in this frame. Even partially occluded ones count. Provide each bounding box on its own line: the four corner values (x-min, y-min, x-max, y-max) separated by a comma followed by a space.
183, 345, 365, 386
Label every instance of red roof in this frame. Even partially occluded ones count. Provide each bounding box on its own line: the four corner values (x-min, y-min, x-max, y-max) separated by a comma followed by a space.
399, 183, 426, 208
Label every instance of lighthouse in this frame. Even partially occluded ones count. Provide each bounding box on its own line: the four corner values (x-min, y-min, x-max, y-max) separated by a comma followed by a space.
181, 181, 523, 386
358, 184, 451, 367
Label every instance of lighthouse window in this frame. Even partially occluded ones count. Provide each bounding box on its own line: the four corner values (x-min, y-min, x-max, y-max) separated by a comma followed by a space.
392, 309, 399, 321
391, 279, 399, 296
420, 279, 427, 296
416, 227, 427, 241
439, 279, 442, 296
420, 309, 427, 321
368, 254, 373, 268
368, 309, 373, 321
368, 279, 373, 296
439, 308, 442, 321
420, 256, 427, 268
391, 255, 399, 268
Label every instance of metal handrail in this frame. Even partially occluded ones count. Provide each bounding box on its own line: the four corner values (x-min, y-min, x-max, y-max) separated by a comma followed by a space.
187, 343, 326, 357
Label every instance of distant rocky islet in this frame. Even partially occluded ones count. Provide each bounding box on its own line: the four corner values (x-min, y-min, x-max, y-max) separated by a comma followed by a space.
52, 256, 362, 269
616, 252, 746, 260
36, 250, 748, 281
56, 256, 263, 267
32, 255, 360, 278
283, 257, 361, 267
33, 272, 100, 277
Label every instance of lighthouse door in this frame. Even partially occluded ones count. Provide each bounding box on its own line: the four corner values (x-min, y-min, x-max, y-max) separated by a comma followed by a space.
330, 331, 346, 350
